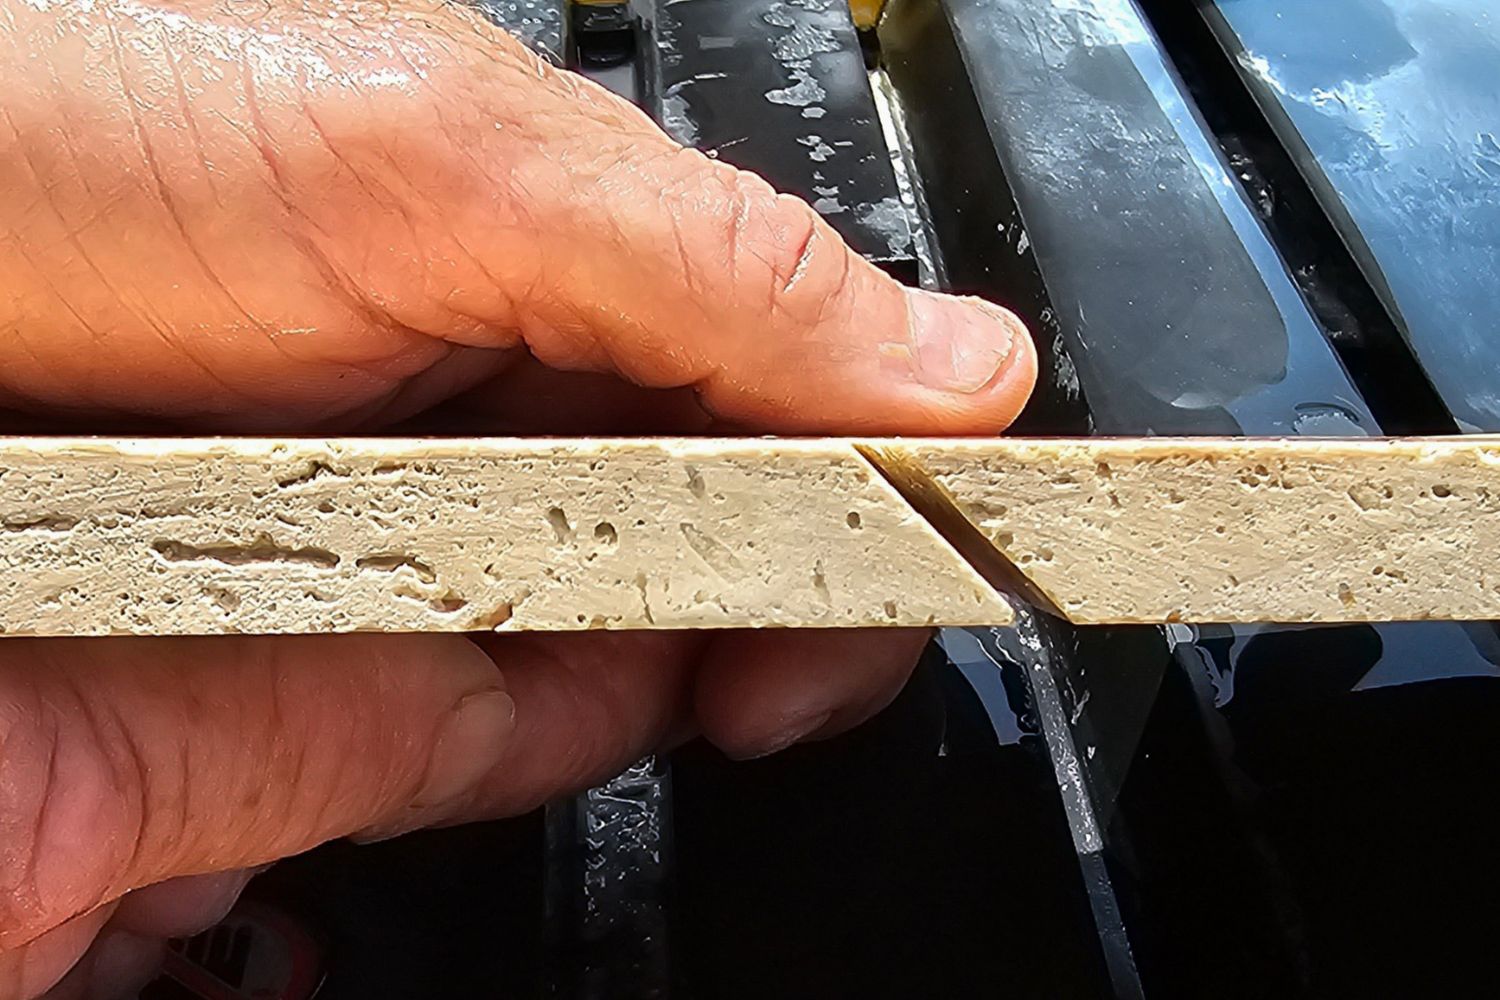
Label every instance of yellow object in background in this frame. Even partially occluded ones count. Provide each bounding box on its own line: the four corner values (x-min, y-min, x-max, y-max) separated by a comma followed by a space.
849, 0, 886, 29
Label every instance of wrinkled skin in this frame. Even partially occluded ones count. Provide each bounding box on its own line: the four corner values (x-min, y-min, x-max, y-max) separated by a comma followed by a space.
0, 0, 1037, 996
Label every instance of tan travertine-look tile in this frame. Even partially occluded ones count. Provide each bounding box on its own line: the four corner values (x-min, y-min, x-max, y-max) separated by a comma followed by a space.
0, 438, 1010, 636
2, 436, 1497, 635
906, 436, 1500, 625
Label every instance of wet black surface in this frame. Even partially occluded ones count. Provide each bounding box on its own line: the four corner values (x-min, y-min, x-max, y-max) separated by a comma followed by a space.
1114, 623, 1500, 998
1202, 0, 1500, 433
671, 650, 1110, 1000
1136, 0, 1458, 437
880, 0, 1378, 439
641, 0, 918, 280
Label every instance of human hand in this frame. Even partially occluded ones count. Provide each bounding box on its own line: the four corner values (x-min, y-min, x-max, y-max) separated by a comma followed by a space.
0, 0, 1036, 995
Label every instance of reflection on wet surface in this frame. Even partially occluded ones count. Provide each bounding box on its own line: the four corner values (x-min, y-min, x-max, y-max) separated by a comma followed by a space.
1208, 0, 1500, 431
1177, 619, 1500, 707
880, 0, 1379, 437
1119, 617, 1500, 996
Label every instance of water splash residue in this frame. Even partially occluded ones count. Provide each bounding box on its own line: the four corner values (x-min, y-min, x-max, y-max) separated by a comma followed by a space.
770, 19, 842, 61
758, 0, 840, 109
798, 134, 836, 162
766, 61, 827, 107
810, 183, 844, 215
1475, 131, 1500, 178
469, 0, 563, 60
857, 196, 912, 257
1048, 320, 1083, 401
660, 88, 699, 146
1046, 0, 1154, 48
761, 5, 795, 28
1292, 401, 1366, 435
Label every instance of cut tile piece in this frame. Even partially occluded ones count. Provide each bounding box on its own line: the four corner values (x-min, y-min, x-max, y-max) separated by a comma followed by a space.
0, 437, 1010, 636
904, 436, 1500, 625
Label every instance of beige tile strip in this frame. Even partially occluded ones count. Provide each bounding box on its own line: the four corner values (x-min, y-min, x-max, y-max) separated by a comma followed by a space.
0, 437, 1011, 636
904, 435, 1500, 625
1, 435, 1496, 635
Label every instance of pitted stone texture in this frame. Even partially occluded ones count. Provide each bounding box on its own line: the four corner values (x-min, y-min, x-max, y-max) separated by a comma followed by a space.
908, 436, 1500, 625
0, 437, 1011, 636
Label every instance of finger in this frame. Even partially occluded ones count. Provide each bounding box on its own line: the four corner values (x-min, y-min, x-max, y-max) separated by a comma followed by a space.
0, 635, 510, 951
415, 632, 703, 832
0, 904, 116, 1000
694, 630, 929, 760
109, 869, 259, 940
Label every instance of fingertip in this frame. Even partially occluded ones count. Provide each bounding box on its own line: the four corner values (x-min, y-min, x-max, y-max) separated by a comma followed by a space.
900, 288, 1038, 433
722, 710, 832, 762
348, 685, 517, 843
110, 870, 259, 939
692, 640, 832, 759
695, 630, 927, 761
701, 279, 1039, 436
417, 687, 519, 811
374, 633, 505, 694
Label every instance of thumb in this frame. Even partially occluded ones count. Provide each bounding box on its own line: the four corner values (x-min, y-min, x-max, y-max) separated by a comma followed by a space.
0, 635, 510, 952
264, 12, 1037, 433
523, 144, 1040, 434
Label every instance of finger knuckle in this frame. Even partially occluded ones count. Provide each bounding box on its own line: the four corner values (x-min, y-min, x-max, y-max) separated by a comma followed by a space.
763, 202, 816, 286
750, 193, 854, 322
